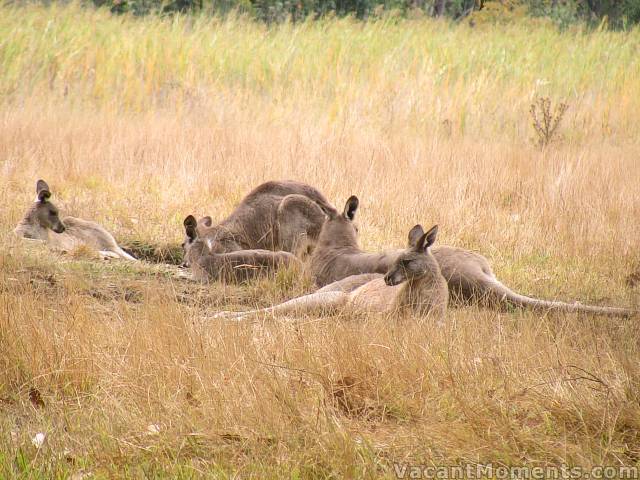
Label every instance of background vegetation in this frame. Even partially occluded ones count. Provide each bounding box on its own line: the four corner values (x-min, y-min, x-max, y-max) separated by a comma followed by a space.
1, 2, 640, 477
83, 0, 640, 27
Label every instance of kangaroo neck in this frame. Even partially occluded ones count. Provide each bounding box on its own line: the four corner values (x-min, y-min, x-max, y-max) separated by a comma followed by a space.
15, 208, 48, 240
188, 240, 213, 262
316, 219, 360, 251
317, 233, 359, 250
398, 262, 443, 313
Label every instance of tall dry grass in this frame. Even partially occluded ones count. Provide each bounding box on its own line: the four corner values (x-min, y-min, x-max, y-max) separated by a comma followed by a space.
1, 3, 640, 478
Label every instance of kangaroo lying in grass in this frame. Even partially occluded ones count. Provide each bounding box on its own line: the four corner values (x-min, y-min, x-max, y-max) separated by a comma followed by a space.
310, 196, 635, 318
215, 225, 448, 320
182, 180, 336, 268
183, 215, 301, 283
14, 180, 137, 261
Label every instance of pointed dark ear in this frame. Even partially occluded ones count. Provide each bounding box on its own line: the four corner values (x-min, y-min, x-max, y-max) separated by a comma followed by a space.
407, 224, 425, 247
183, 215, 198, 241
414, 225, 438, 252
36, 180, 51, 203
343, 196, 359, 221
199, 216, 213, 228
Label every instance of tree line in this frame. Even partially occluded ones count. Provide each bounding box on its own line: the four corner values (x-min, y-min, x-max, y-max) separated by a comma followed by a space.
93, 0, 640, 28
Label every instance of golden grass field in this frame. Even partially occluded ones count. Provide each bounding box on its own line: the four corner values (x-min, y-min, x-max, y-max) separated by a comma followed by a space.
1, 3, 640, 478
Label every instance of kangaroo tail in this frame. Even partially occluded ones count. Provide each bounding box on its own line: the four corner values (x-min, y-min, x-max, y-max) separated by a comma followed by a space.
485, 279, 636, 318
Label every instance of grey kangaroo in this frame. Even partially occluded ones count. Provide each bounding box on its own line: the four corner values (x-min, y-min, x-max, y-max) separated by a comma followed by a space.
14, 180, 137, 261
182, 180, 336, 268
310, 196, 635, 318
215, 225, 448, 320
183, 215, 301, 283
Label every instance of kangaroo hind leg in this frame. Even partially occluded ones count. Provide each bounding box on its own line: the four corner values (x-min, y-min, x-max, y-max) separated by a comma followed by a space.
99, 248, 137, 261
115, 247, 138, 261
215, 291, 349, 321
317, 274, 383, 294
277, 194, 327, 258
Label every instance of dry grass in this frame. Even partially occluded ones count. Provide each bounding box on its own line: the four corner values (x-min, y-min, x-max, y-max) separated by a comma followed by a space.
1, 3, 640, 478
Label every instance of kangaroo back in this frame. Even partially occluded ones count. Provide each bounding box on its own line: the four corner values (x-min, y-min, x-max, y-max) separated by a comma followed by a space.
184, 181, 335, 263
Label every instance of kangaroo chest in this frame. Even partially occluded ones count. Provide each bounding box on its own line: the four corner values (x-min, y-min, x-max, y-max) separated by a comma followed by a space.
348, 278, 402, 313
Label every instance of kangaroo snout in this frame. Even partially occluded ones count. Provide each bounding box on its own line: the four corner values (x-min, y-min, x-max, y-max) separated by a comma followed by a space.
53, 222, 66, 234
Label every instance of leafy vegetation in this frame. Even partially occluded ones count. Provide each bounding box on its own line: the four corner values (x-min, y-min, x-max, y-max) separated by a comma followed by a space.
82, 0, 640, 27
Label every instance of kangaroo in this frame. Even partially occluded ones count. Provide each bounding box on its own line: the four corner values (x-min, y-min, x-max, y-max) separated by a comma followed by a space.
215, 225, 448, 321
310, 196, 635, 318
182, 180, 336, 268
310, 196, 399, 286
183, 215, 301, 283
14, 180, 137, 261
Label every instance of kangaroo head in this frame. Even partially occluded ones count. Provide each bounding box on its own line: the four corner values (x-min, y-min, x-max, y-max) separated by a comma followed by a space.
384, 225, 438, 286
181, 215, 240, 267
316, 196, 360, 249
181, 215, 210, 268
26, 180, 66, 234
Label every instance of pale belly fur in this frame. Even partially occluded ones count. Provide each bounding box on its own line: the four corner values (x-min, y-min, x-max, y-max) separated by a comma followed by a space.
348, 278, 402, 314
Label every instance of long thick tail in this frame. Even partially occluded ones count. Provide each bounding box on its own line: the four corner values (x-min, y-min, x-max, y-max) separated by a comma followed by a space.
486, 279, 635, 318
215, 291, 348, 320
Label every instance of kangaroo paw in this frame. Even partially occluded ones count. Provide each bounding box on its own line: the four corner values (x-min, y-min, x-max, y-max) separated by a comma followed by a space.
175, 270, 195, 281
100, 251, 120, 260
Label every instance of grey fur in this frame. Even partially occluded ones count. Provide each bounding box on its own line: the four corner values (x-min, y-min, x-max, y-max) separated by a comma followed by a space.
182, 180, 336, 268
310, 196, 397, 286
14, 180, 137, 261
214, 224, 448, 321
310, 197, 635, 318
183, 215, 301, 283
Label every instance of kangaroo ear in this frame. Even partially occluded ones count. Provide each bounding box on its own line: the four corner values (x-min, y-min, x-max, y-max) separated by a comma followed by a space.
407, 224, 425, 247
183, 215, 198, 241
36, 180, 51, 203
343, 196, 359, 221
415, 225, 438, 252
199, 216, 213, 228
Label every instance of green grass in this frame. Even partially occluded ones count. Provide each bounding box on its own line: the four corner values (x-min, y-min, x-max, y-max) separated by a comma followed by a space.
2, 3, 640, 132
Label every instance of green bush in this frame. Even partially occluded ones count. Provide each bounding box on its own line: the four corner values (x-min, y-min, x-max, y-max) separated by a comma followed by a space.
84, 0, 640, 26
527, 0, 640, 29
